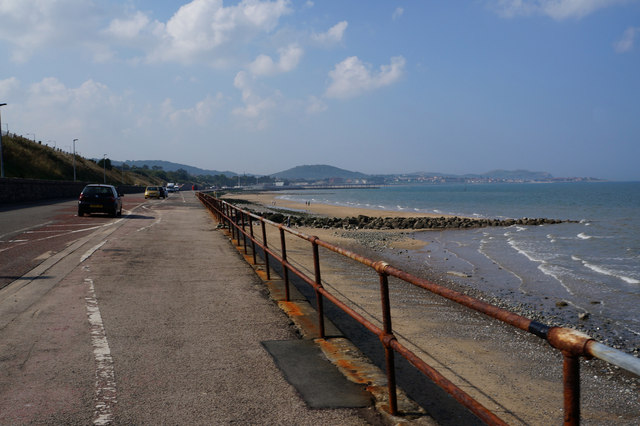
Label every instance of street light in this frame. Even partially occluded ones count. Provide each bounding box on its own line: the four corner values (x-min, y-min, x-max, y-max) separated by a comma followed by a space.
73, 138, 78, 181
0, 103, 6, 178
103, 154, 107, 183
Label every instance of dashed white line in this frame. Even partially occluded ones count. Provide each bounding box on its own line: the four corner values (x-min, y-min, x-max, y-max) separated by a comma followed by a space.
85, 278, 117, 425
136, 217, 162, 232
81, 241, 107, 263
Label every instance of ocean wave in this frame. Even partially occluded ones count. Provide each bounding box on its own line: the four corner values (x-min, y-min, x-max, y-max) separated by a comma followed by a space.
577, 232, 614, 240
581, 261, 640, 285
476, 242, 524, 286
507, 239, 545, 263
538, 264, 576, 296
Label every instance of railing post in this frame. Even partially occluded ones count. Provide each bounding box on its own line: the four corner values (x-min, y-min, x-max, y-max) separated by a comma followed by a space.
228, 205, 234, 241
378, 269, 398, 415
563, 353, 580, 426
312, 240, 325, 339
241, 212, 248, 254
249, 216, 257, 265
261, 220, 271, 280
279, 227, 290, 301
232, 207, 238, 244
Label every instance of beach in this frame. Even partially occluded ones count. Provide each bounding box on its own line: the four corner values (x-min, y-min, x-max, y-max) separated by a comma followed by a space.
222, 191, 640, 425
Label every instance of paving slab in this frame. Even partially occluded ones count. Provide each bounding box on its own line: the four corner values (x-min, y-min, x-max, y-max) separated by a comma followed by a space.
262, 339, 372, 409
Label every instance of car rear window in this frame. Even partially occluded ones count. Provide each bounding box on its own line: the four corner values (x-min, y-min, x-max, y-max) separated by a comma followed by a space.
84, 187, 112, 196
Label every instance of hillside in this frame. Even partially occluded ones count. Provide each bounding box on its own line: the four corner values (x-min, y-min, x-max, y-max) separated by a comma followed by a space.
1, 134, 161, 186
271, 164, 368, 180
116, 160, 237, 177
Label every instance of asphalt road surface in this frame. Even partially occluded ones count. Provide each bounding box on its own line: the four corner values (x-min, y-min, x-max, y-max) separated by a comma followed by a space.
0, 192, 377, 424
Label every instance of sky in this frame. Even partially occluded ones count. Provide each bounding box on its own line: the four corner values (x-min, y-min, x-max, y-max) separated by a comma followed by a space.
0, 0, 639, 181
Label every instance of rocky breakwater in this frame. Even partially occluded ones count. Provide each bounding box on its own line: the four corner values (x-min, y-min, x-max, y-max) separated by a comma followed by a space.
259, 212, 574, 230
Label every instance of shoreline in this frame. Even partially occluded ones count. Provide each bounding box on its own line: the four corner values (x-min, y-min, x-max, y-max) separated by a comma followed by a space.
223, 190, 639, 354
218, 191, 640, 422
222, 194, 640, 424
223, 191, 455, 219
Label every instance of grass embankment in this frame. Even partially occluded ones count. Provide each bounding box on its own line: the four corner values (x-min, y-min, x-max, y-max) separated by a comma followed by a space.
2, 135, 160, 185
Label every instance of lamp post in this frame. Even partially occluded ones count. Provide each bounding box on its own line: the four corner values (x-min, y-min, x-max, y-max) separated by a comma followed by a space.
103, 154, 107, 183
73, 138, 78, 181
0, 103, 6, 178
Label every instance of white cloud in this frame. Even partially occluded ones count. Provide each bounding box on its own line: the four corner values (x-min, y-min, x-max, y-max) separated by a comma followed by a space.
1, 77, 129, 147
0, 0, 104, 62
392, 7, 404, 21
106, 11, 152, 39
27, 78, 113, 110
325, 56, 406, 99
162, 93, 225, 125
306, 96, 327, 114
0, 77, 21, 98
614, 26, 639, 53
233, 71, 277, 118
311, 21, 348, 46
491, 0, 626, 20
249, 44, 303, 75
150, 0, 292, 64
0, 0, 293, 65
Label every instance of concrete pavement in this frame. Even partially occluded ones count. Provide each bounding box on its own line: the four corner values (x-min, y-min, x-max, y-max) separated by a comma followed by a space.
0, 192, 382, 424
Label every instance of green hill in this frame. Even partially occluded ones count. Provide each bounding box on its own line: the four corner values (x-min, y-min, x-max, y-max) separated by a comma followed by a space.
1, 134, 160, 186
117, 160, 237, 177
271, 164, 368, 180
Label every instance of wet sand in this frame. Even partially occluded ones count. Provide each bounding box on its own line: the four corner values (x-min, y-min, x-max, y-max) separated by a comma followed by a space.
222, 191, 640, 424
224, 191, 454, 219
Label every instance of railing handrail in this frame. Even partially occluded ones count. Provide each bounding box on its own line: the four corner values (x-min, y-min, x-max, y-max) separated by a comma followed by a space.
197, 192, 640, 425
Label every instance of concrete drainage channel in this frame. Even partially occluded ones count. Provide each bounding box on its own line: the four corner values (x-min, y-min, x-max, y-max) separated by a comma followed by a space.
226, 231, 434, 425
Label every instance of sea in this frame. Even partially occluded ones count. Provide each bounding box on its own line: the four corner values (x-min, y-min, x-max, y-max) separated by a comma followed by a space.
276, 182, 640, 352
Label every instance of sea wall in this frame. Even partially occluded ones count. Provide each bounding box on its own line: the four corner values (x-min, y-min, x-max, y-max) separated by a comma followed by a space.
0, 178, 145, 204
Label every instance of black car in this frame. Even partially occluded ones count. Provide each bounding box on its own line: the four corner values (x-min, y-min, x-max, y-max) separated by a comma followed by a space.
78, 184, 123, 217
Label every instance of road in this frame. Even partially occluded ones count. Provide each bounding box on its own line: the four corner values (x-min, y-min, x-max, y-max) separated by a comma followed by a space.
0, 192, 374, 424
0, 194, 150, 289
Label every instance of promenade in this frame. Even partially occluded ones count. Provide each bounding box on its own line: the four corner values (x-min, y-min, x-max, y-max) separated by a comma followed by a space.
0, 192, 384, 424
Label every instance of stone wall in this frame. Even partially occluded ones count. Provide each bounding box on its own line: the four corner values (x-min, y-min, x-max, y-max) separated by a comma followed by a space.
0, 178, 145, 204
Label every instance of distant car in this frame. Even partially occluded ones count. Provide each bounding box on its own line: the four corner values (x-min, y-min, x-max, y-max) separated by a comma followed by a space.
78, 184, 123, 217
145, 186, 162, 199
160, 186, 168, 197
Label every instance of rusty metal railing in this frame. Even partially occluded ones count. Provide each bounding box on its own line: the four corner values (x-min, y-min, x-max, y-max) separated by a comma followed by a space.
197, 192, 640, 425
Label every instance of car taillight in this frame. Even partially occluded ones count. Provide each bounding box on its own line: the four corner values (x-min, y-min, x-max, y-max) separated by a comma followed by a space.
110, 196, 115, 202
79, 193, 85, 200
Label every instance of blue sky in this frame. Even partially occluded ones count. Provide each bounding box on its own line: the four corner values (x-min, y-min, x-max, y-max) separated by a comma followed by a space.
0, 0, 639, 180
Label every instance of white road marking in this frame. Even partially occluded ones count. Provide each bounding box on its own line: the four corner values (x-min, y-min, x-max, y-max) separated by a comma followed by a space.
81, 241, 107, 263
0, 221, 53, 240
85, 278, 117, 425
33, 250, 54, 261
136, 217, 161, 232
